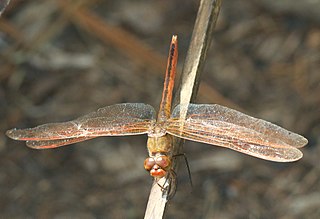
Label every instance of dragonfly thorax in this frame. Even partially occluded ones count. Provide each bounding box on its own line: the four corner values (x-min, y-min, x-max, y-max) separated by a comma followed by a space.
147, 134, 172, 156
148, 122, 167, 138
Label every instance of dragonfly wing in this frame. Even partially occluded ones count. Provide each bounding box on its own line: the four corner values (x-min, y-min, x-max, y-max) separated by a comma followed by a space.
26, 137, 95, 149
6, 103, 156, 142
166, 104, 307, 162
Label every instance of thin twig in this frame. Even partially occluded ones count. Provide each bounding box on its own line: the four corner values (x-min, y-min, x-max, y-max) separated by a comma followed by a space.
55, 0, 235, 108
144, 0, 221, 218
0, 0, 10, 16
58, 0, 166, 74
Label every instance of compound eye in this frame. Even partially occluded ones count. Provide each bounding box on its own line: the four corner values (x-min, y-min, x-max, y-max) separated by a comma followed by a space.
155, 156, 171, 169
144, 157, 155, 171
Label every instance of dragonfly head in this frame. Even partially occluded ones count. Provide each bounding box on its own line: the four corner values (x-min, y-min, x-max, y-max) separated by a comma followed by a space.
144, 155, 171, 178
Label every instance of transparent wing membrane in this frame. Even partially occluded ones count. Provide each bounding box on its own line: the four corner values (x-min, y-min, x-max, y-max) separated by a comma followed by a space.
166, 104, 307, 162
6, 103, 156, 148
26, 137, 95, 149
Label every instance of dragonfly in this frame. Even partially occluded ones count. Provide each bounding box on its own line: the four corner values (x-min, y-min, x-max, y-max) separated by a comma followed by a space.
6, 35, 307, 181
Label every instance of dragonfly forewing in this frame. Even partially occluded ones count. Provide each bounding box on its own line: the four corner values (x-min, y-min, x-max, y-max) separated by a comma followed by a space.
166, 104, 307, 162
26, 137, 95, 149
6, 103, 156, 143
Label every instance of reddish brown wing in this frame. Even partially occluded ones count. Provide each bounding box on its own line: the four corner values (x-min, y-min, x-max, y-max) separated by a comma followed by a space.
166, 104, 308, 162
6, 103, 156, 148
26, 137, 95, 149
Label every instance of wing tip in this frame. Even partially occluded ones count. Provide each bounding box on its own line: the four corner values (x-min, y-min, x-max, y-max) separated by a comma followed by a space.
297, 136, 308, 148
6, 128, 18, 140
264, 147, 304, 163
6, 128, 34, 141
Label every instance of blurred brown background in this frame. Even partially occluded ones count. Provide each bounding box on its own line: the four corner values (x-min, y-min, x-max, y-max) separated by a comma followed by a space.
1, 0, 319, 218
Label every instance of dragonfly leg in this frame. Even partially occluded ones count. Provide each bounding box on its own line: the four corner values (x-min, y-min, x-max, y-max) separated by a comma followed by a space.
173, 153, 193, 188
154, 169, 177, 199
166, 169, 177, 200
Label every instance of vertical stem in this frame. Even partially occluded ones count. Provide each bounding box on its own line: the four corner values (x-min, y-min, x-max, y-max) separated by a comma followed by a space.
144, 1, 221, 218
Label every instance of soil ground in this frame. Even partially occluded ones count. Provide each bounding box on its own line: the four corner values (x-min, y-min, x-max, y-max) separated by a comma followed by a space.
1, 0, 319, 218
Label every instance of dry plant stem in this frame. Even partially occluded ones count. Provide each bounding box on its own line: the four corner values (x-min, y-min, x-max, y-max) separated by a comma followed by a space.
0, 0, 235, 108
0, 0, 87, 72
144, 0, 221, 218
57, 0, 166, 74
55, 0, 234, 108
0, 0, 10, 16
